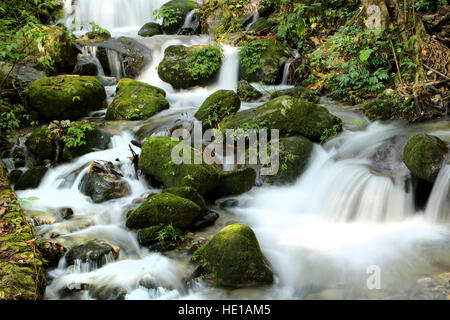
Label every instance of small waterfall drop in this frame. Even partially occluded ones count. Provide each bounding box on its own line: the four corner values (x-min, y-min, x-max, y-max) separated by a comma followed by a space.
81, 46, 105, 76
425, 164, 450, 223
105, 49, 125, 79
281, 50, 300, 85
214, 45, 240, 91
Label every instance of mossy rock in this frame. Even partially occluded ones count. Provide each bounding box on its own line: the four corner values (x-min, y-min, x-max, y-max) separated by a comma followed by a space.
106, 79, 169, 120
86, 29, 111, 40
237, 80, 262, 102
239, 39, 289, 85
25, 128, 56, 163
126, 193, 202, 229
270, 87, 320, 104
139, 136, 220, 195
362, 99, 393, 121
207, 167, 256, 198
62, 125, 112, 161
247, 17, 277, 35
138, 22, 163, 37
14, 166, 48, 191
193, 223, 273, 287
28, 75, 106, 121
162, 186, 206, 212
220, 96, 342, 142
268, 136, 313, 184
194, 90, 241, 129
258, 0, 276, 17
137, 224, 183, 250
158, 44, 222, 89
403, 133, 449, 183
160, 0, 199, 34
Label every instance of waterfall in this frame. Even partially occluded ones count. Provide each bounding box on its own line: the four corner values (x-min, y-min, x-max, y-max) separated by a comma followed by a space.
81, 46, 105, 76
281, 50, 300, 85
179, 9, 200, 35
63, 0, 170, 35
105, 49, 125, 79
245, 12, 260, 32
425, 164, 450, 223
214, 45, 240, 91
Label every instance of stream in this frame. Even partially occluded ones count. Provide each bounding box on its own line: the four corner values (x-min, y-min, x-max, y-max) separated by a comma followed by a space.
13, 0, 450, 300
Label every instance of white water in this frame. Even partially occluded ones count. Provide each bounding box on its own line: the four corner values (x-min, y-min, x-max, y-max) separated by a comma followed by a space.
81, 46, 105, 76
425, 164, 450, 223
181, 9, 200, 33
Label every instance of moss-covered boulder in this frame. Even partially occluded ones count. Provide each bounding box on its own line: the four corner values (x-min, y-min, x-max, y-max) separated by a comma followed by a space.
220, 96, 342, 142
362, 99, 393, 121
194, 90, 240, 129
28, 75, 106, 121
139, 136, 220, 195
239, 39, 289, 85
159, 0, 199, 34
25, 128, 56, 163
106, 79, 169, 120
193, 223, 273, 287
207, 167, 256, 198
403, 133, 449, 183
137, 224, 183, 250
138, 22, 163, 37
96, 37, 152, 78
14, 166, 48, 191
237, 80, 262, 102
158, 44, 222, 89
162, 186, 206, 212
268, 136, 313, 184
79, 172, 131, 203
86, 29, 111, 41
126, 193, 202, 229
270, 87, 320, 104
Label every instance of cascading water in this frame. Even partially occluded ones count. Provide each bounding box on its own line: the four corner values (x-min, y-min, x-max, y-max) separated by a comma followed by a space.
425, 164, 450, 223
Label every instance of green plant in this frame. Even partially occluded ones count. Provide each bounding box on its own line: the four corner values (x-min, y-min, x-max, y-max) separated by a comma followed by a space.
186, 44, 223, 80
320, 123, 342, 143
238, 41, 268, 75
155, 223, 184, 250
61, 122, 94, 149
0, 103, 34, 139
153, 6, 183, 27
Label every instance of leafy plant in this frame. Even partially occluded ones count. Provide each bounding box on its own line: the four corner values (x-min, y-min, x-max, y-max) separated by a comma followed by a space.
238, 41, 268, 75
153, 6, 183, 27
61, 122, 94, 149
155, 223, 183, 250
186, 44, 223, 80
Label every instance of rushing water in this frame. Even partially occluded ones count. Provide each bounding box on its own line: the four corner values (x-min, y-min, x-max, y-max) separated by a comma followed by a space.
11, 0, 450, 300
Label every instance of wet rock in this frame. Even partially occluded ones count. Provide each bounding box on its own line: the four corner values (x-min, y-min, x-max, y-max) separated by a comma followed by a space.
195, 90, 241, 129
8, 169, 23, 185
362, 99, 394, 121
270, 87, 320, 104
126, 193, 202, 229
105, 79, 169, 121
14, 166, 48, 190
190, 210, 219, 230
56, 207, 74, 220
162, 186, 206, 212
192, 223, 273, 287
79, 162, 131, 203
36, 239, 66, 268
97, 75, 117, 87
207, 167, 256, 198
220, 199, 239, 208
73, 55, 99, 76
25, 127, 56, 164
139, 136, 220, 195
65, 240, 118, 268
96, 37, 152, 79
25, 210, 60, 225
137, 224, 183, 251
159, 0, 199, 34
158, 44, 222, 89
247, 17, 276, 35
403, 133, 449, 183
239, 39, 289, 85
237, 80, 262, 102
138, 22, 163, 37
10, 65, 46, 87
369, 135, 409, 174
220, 96, 343, 142
12, 147, 26, 168
28, 75, 106, 121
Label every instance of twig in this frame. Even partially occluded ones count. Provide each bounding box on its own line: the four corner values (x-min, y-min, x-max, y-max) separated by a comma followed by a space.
389, 38, 404, 87
423, 64, 450, 81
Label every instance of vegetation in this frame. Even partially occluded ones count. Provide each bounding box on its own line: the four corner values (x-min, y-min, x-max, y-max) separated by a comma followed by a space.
186, 44, 223, 80
61, 122, 95, 149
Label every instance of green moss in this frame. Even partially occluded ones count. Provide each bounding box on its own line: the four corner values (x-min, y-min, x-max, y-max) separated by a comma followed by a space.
138, 22, 163, 37
106, 79, 169, 120
237, 80, 262, 102
137, 223, 183, 250
193, 223, 273, 287
162, 186, 206, 212
158, 0, 199, 34
158, 44, 222, 89
28, 75, 106, 120
25, 128, 56, 162
403, 133, 449, 183
126, 193, 201, 229
220, 96, 342, 142
194, 90, 241, 129
362, 99, 393, 121
62, 124, 111, 161
270, 87, 320, 104
14, 166, 48, 191
208, 167, 256, 198
138, 136, 220, 195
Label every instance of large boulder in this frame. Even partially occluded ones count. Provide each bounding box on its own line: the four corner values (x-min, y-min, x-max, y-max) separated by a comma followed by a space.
239, 39, 289, 85
158, 44, 222, 89
207, 167, 256, 198
237, 80, 262, 102
79, 166, 131, 203
268, 136, 313, 184
126, 193, 202, 229
96, 37, 152, 78
192, 223, 273, 287
220, 96, 342, 142
138, 22, 163, 37
403, 133, 449, 183
25, 128, 56, 163
139, 136, 220, 195
158, 0, 199, 34
270, 87, 320, 104
14, 166, 48, 190
106, 79, 169, 120
28, 75, 106, 121
194, 90, 240, 129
